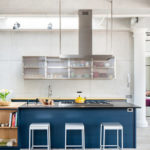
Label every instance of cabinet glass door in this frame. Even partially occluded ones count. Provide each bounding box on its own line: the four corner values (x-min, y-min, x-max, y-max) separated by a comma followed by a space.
23, 56, 45, 79
70, 59, 91, 79
93, 57, 115, 79
47, 57, 69, 79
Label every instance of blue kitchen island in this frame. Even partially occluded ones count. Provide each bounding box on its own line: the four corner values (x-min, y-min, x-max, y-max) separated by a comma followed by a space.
17, 100, 139, 149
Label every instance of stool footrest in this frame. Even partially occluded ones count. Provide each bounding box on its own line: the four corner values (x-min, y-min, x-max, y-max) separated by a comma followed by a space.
66, 145, 83, 147
101, 145, 120, 147
33, 145, 49, 147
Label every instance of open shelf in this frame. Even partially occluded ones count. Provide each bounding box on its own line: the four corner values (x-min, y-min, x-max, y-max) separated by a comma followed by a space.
0, 109, 18, 147
48, 67, 68, 69
0, 127, 17, 129
0, 28, 130, 32
70, 67, 91, 69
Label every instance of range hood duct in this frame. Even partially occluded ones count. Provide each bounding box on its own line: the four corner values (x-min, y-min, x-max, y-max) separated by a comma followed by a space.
78, 9, 92, 58
60, 9, 113, 60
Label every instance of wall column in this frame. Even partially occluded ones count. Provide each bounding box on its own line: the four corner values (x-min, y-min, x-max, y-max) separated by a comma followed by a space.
133, 27, 148, 127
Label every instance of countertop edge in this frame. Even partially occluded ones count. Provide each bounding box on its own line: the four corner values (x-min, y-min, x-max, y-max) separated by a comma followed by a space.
12, 98, 127, 100
19, 102, 141, 109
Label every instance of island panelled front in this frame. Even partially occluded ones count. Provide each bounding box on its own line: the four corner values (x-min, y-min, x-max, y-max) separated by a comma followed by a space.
18, 102, 139, 149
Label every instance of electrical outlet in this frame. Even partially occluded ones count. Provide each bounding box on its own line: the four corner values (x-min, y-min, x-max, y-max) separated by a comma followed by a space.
127, 108, 133, 112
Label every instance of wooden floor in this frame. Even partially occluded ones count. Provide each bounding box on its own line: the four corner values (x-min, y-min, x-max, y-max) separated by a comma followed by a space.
22, 118, 150, 150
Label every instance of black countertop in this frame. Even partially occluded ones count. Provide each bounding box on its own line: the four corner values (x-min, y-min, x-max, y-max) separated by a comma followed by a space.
19, 102, 140, 109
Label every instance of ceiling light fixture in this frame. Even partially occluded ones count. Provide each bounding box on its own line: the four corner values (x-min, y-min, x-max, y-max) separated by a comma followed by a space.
13, 22, 20, 30
47, 23, 53, 30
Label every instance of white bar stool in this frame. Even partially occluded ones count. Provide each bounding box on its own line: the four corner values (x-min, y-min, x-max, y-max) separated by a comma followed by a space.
29, 123, 51, 150
65, 123, 85, 150
100, 122, 123, 150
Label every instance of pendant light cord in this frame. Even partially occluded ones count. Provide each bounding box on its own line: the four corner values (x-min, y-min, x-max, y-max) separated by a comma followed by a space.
59, 0, 62, 56
110, 0, 113, 53
106, 0, 113, 53
106, 0, 109, 52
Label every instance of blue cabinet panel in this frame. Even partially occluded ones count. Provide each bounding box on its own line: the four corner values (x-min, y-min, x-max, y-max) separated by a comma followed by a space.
18, 108, 136, 149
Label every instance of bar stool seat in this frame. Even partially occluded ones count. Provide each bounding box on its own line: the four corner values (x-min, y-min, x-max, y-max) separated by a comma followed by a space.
29, 123, 51, 150
102, 122, 123, 130
30, 123, 50, 130
65, 123, 85, 150
100, 122, 123, 150
65, 123, 84, 130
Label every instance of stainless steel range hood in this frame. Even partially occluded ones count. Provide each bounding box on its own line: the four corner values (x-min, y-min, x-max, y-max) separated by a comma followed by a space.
60, 9, 113, 60
78, 9, 92, 58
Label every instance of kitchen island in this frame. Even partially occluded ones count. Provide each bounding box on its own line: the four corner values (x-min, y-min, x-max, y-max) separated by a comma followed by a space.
18, 100, 139, 149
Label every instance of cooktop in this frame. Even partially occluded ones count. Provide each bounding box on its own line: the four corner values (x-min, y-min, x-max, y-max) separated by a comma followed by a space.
60, 100, 113, 106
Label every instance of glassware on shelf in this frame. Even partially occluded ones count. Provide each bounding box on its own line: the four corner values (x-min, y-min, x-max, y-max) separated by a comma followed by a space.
93, 61, 105, 67
70, 68, 91, 79
70, 60, 91, 68
24, 56, 45, 68
93, 68, 114, 79
93, 57, 114, 68
47, 68, 68, 79
24, 68, 45, 79
47, 58, 68, 68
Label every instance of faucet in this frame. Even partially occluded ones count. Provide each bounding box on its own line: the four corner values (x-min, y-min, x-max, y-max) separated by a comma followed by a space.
48, 83, 52, 98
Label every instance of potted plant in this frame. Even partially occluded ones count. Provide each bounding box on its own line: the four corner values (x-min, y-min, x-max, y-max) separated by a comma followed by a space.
0, 89, 11, 106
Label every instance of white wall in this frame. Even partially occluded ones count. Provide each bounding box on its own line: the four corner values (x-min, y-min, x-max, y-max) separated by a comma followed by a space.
0, 29, 133, 99
146, 58, 150, 90
0, 17, 134, 99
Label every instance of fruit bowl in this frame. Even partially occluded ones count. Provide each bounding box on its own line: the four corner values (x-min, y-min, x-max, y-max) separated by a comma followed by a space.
39, 98, 54, 106
0, 101, 11, 106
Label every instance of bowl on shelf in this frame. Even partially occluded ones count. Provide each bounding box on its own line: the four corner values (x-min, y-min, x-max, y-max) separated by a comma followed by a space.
0, 139, 17, 146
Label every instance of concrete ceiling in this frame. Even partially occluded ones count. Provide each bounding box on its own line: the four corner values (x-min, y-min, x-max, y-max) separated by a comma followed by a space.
0, 0, 150, 17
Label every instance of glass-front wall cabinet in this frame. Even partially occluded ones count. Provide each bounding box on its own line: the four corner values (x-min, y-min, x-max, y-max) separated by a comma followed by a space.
23, 56, 45, 79
70, 59, 91, 79
47, 57, 68, 79
93, 57, 115, 79
23, 56, 115, 80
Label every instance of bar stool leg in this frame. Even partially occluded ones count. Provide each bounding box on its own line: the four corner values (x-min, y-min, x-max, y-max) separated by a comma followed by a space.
121, 129, 123, 150
65, 129, 67, 150
100, 124, 102, 150
83, 129, 85, 150
103, 129, 105, 150
82, 129, 85, 150
81, 129, 83, 150
47, 128, 49, 150
32, 130, 34, 150
117, 130, 119, 149
49, 127, 51, 150
29, 129, 31, 150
